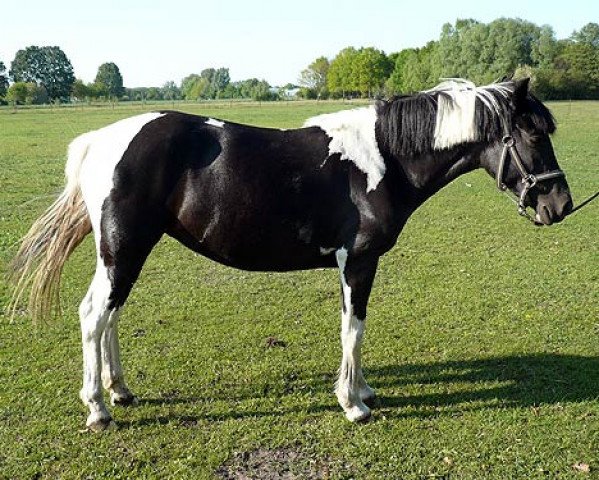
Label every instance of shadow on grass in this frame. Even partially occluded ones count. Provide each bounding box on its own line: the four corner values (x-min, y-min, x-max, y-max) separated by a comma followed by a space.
121, 353, 599, 428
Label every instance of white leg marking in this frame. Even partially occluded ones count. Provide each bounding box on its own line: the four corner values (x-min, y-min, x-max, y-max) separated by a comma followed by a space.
335, 248, 371, 422
79, 262, 116, 431
101, 308, 138, 407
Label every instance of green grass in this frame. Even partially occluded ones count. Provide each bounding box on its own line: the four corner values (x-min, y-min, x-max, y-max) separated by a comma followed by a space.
0, 100, 598, 479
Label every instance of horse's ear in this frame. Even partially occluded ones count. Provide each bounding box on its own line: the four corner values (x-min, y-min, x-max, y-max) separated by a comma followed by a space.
512, 78, 530, 109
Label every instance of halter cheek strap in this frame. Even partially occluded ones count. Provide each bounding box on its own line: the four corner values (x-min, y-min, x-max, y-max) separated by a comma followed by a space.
496, 133, 565, 221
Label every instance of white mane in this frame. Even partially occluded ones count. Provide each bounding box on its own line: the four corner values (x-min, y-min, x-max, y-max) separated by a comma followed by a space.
425, 79, 513, 150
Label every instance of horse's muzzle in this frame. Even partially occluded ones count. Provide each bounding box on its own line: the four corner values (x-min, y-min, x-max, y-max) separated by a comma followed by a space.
535, 194, 573, 225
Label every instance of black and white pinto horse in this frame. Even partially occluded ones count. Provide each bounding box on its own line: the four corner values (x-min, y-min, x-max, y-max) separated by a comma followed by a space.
11, 78, 573, 431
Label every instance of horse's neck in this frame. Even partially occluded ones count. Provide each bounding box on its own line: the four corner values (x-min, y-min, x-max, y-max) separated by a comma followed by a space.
393, 145, 482, 207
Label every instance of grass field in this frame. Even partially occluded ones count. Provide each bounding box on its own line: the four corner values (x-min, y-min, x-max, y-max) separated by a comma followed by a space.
0, 100, 598, 479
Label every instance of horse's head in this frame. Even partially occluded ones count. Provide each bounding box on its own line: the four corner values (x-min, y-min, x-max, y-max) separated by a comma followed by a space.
481, 78, 573, 225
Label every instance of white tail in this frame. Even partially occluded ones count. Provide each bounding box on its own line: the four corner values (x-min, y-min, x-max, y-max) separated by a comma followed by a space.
9, 132, 95, 322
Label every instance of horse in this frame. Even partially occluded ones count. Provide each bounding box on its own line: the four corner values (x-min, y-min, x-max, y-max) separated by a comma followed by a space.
10, 78, 573, 431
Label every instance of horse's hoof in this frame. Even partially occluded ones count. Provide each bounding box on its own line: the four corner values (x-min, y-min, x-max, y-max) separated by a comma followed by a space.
362, 394, 378, 409
344, 405, 372, 423
87, 417, 116, 432
111, 393, 139, 407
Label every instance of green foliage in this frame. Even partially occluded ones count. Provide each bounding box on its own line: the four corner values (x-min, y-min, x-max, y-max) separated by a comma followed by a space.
181, 68, 231, 100
398, 42, 441, 93
5, 82, 28, 104
180, 72, 276, 101
386, 49, 413, 94
9, 46, 75, 101
71, 79, 89, 100
299, 56, 330, 99
0, 61, 8, 99
328, 47, 359, 97
94, 62, 124, 99
421, 18, 598, 99
327, 47, 391, 98
353, 47, 393, 97
180, 74, 201, 100
161, 81, 181, 101
5, 81, 47, 105
437, 18, 543, 84
25, 82, 49, 104
571, 22, 599, 47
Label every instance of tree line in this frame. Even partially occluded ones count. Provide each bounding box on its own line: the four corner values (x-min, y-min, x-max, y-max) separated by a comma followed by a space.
1, 19, 597, 105
299, 19, 599, 100
0, 46, 282, 105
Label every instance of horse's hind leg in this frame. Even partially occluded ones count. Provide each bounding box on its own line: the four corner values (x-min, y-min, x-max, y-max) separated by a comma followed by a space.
101, 308, 138, 407
80, 200, 163, 430
79, 261, 116, 431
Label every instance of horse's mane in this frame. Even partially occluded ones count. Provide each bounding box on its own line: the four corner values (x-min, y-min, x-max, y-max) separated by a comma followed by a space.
375, 79, 556, 158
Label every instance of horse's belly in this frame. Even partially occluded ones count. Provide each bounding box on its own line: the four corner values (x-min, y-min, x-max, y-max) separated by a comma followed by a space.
167, 214, 338, 271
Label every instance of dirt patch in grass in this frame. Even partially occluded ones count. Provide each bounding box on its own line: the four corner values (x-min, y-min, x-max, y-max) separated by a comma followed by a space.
215, 448, 350, 479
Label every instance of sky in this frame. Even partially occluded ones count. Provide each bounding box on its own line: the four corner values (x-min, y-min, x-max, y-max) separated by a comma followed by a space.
1, 0, 597, 88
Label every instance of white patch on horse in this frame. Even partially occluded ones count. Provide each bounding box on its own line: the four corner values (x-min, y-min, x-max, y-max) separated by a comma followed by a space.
427, 79, 514, 151
78, 112, 164, 244
205, 118, 225, 128
304, 106, 386, 193
334, 248, 371, 422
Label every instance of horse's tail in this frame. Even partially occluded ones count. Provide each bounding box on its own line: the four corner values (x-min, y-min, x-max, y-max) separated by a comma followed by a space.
9, 132, 94, 322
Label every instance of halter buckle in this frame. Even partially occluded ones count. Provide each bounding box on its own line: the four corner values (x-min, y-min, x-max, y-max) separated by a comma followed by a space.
502, 135, 515, 147
522, 174, 537, 188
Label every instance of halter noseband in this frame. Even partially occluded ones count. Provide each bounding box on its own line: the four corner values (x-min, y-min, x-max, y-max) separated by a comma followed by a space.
495, 132, 565, 222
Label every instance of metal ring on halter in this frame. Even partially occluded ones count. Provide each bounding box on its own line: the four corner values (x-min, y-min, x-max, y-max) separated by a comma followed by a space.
502, 135, 515, 147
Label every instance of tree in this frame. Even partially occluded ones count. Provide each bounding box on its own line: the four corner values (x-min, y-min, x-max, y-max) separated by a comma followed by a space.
386, 49, 415, 94
95, 62, 124, 99
0, 61, 8, 98
181, 74, 201, 99
328, 47, 359, 98
532, 25, 559, 68
557, 40, 599, 98
6, 82, 28, 104
71, 79, 90, 101
436, 18, 544, 84
161, 81, 181, 100
353, 48, 392, 97
10, 46, 75, 100
212, 68, 230, 97
571, 22, 599, 47
299, 56, 330, 98
188, 77, 210, 100
25, 83, 49, 104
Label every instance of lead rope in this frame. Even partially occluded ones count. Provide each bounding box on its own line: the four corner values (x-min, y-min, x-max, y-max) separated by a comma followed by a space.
569, 190, 599, 215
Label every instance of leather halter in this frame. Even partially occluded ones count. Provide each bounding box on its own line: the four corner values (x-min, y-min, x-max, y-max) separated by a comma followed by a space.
495, 133, 565, 221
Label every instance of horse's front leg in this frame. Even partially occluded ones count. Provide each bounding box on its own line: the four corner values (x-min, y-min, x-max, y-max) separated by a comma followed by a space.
335, 248, 378, 422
